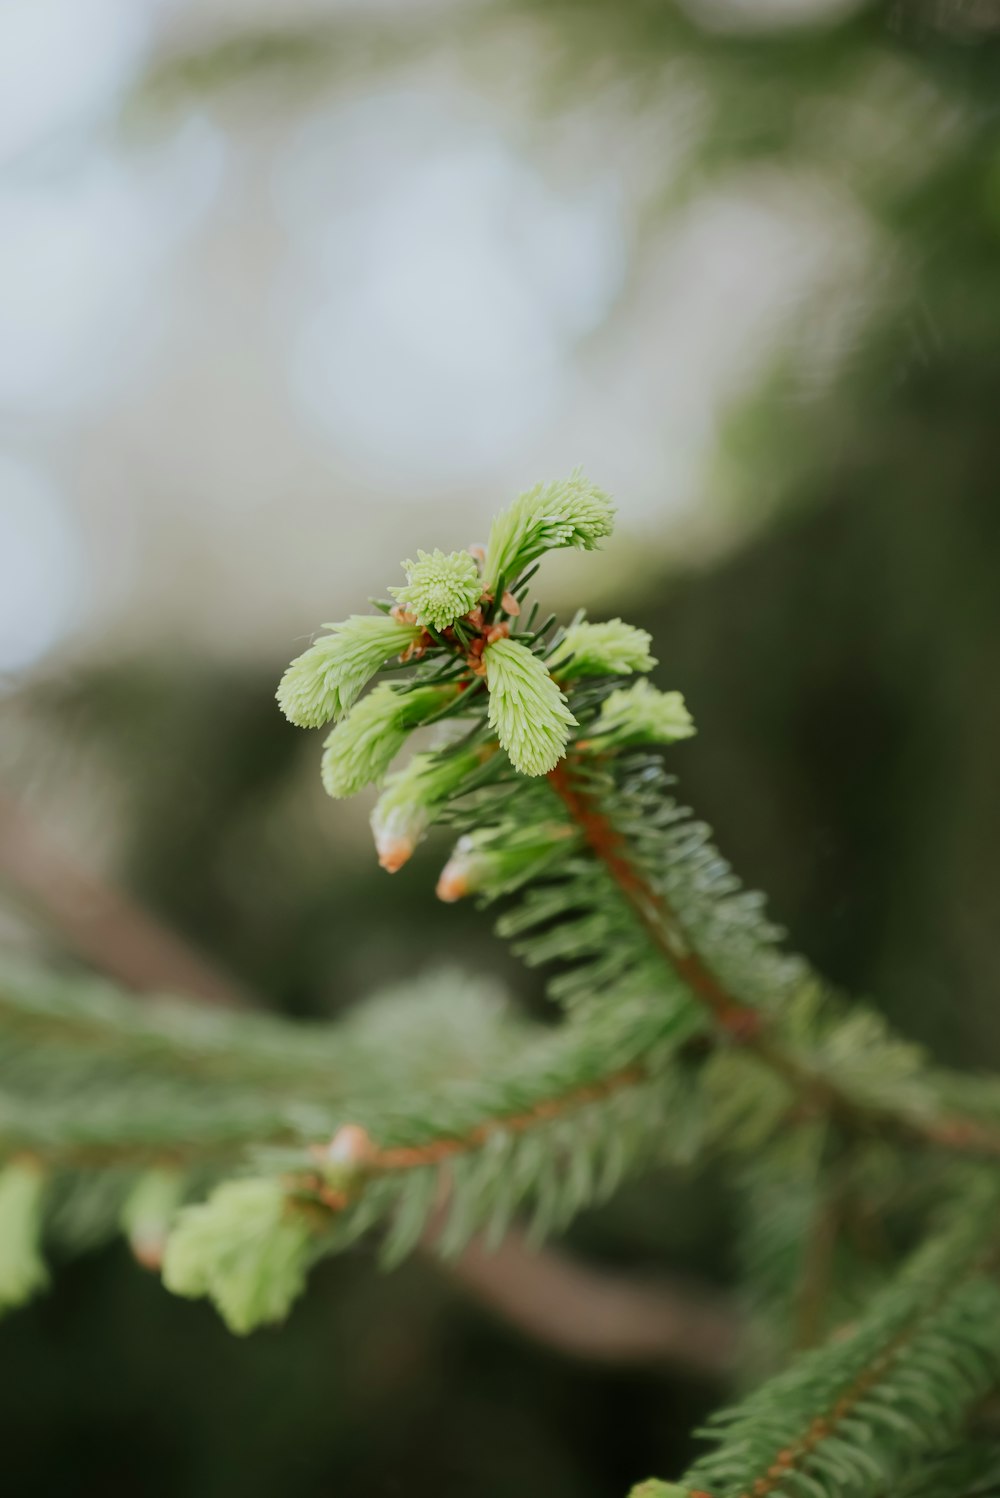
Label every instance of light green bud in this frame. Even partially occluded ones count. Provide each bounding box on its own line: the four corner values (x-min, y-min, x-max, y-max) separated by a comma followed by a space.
483, 637, 576, 777
550, 618, 656, 680
390, 549, 482, 632
121, 1168, 185, 1271
436, 823, 577, 901
321, 683, 457, 798
371, 745, 486, 872
162, 1177, 315, 1335
277, 614, 421, 728
590, 679, 695, 749
0, 1161, 49, 1312
483, 469, 615, 589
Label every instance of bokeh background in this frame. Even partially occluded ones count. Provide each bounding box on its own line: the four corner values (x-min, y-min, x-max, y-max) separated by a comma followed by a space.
2, 0, 1000, 1493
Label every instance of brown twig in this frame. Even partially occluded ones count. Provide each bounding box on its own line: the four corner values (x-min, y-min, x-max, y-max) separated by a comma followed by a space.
441, 1220, 740, 1377
794, 1162, 850, 1352
545, 757, 1000, 1164
732, 1275, 972, 1498
0, 792, 251, 1007
547, 760, 759, 1037
307, 1063, 651, 1210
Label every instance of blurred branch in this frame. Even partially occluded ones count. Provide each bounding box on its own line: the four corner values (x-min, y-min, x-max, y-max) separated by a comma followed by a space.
0, 792, 251, 1008
443, 1222, 740, 1376
0, 790, 741, 1374
135, 14, 428, 114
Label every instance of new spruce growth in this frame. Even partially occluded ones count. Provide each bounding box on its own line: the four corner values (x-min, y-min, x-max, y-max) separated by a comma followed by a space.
320, 683, 455, 798
277, 614, 421, 727
278, 470, 625, 793
163, 1178, 315, 1335
589, 679, 695, 748
7, 469, 1000, 1498
391, 549, 483, 631
482, 468, 615, 588
0, 1162, 48, 1311
550, 617, 656, 679
483, 637, 577, 776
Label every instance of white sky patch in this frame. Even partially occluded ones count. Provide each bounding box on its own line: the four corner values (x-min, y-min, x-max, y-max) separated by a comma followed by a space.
0, 457, 85, 677
278, 88, 627, 488
0, 0, 154, 166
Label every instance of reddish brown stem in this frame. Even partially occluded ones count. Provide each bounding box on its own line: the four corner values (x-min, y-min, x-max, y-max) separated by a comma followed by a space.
545, 759, 1000, 1164
0, 793, 251, 1008
375, 1063, 645, 1170
309, 1061, 649, 1210
442, 1221, 740, 1376
546, 761, 760, 1036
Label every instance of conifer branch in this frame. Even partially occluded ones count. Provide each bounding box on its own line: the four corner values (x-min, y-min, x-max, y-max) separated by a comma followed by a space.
9, 463, 1000, 1498
283, 995, 699, 1247
327, 1062, 646, 1176
543, 757, 1000, 1168
0, 960, 524, 1099
545, 757, 760, 1036
638, 1189, 1000, 1498
150, 469, 1000, 1339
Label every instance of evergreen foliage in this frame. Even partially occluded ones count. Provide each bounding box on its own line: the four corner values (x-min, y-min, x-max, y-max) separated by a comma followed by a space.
483, 636, 577, 776
6, 473, 1000, 1491
482, 469, 615, 589
163, 1176, 317, 1334
390, 548, 484, 632
549, 617, 656, 680
669, 1188, 1000, 1498
276, 614, 421, 727
320, 682, 457, 797
0, 1162, 49, 1312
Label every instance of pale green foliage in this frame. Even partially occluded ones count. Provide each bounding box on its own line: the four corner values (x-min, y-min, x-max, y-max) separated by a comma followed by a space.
390, 548, 482, 631
484, 637, 576, 775
276, 615, 420, 728
629, 1484, 686, 1498
549, 617, 656, 679
436, 822, 579, 902
0, 1162, 49, 1311
162, 1177, 315, 1334
590, 679, 695, 748
321, 683, 455, 797
0, 960, 528, 1157
483, 469, 615, 588
370, 744, 485, 871
121, 1168, 184, 1266
274, 472, 617, 798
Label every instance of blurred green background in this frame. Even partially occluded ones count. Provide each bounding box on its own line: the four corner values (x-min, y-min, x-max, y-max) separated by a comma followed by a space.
2, 0, 1000, 1493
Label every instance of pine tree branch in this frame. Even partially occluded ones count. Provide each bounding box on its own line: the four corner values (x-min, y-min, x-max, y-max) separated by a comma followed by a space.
298, 1055, 662, 1224
544, 756, 1000, 1167
238, 996, 702, 1279
546, 759, 759, 1036
0, 959, 531, 1105
666, 1193, 1000, 1498
329, 1062, 647, 1179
